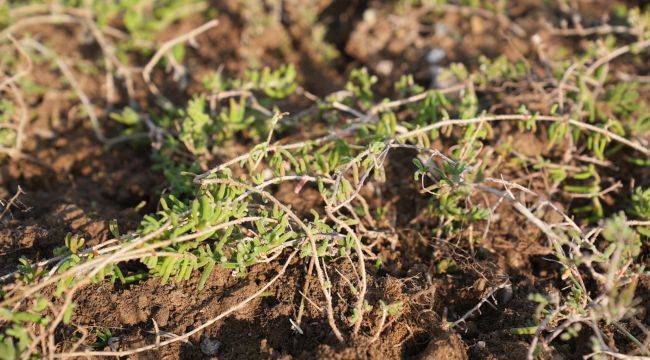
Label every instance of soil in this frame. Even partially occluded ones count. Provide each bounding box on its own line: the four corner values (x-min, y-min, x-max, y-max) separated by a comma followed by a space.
1, 1, 648, 359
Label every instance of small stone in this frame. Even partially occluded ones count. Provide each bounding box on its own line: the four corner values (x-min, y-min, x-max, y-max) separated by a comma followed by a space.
426, 48, 446, 65
200, 336, 221, 356
363, 9, 377, 24
376, 60, 394, 76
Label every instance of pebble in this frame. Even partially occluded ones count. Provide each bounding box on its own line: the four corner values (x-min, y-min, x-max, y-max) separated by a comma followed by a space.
426, 47, 446, 87
426, 48, 446, 65
363, 9, 377, 24
200, 336, 221, 356
376, 60, 394, 76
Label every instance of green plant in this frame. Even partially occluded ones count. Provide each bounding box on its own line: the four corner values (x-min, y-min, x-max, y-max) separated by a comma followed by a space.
0, 297, 50, 359
630, 187, 650, 220
91, 328, 113, 351
0, 100, 16, 148
629, 187, 650, 238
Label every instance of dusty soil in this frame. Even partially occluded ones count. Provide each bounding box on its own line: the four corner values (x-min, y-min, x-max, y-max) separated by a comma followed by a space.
1, 1, 648, 359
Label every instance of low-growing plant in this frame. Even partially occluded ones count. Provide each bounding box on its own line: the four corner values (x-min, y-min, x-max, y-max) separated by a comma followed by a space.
2, 1, 650, 359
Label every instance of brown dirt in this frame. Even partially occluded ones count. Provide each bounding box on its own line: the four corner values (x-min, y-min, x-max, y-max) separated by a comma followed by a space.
1, 1, 648, 359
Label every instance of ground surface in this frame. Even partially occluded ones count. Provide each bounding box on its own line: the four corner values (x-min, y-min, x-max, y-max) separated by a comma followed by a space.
1, 1, 649, 359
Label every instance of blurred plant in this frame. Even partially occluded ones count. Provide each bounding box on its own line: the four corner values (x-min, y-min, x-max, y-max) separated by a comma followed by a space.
0, 100, 16, 148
